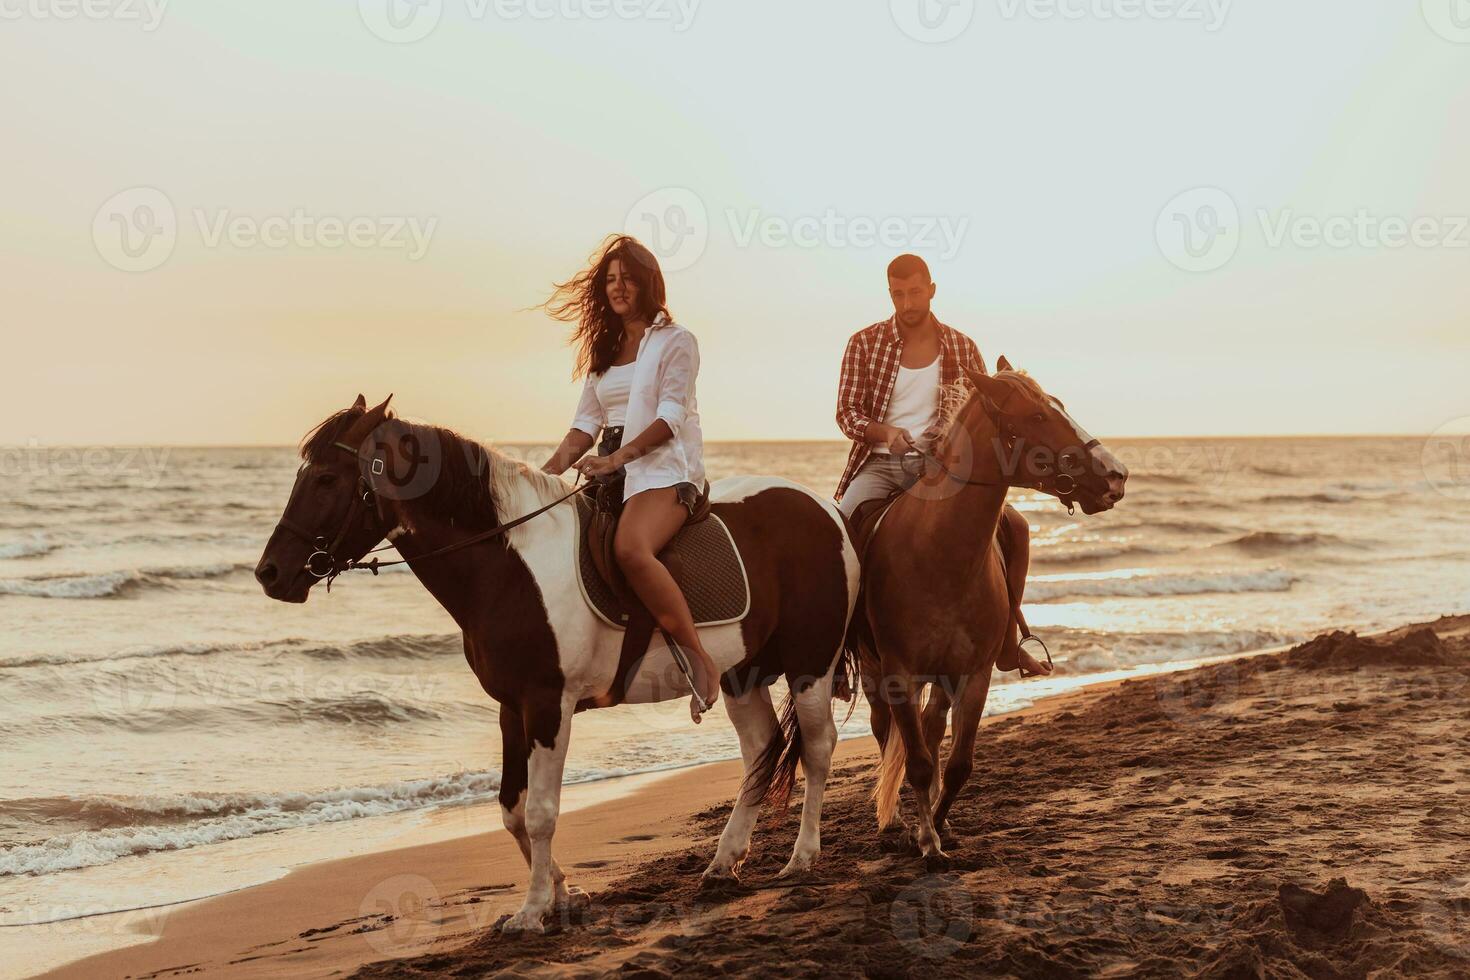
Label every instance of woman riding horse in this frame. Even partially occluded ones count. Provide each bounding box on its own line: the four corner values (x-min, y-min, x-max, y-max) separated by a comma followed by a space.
541, 235, 722, 722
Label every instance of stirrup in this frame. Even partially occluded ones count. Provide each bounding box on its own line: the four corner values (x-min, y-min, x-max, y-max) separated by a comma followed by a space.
1016, 634, 1053, 678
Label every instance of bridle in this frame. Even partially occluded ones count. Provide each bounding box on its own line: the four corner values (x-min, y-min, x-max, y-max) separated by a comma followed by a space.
271, 439, 591, 590
900, 395, 1100, 516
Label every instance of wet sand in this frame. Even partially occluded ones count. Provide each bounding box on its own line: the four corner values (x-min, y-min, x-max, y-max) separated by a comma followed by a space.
46, 616, 1470, 979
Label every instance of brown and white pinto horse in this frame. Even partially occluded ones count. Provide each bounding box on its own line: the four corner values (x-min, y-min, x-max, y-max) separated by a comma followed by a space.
254, 396, 859, 932
857, 359, 1127, 860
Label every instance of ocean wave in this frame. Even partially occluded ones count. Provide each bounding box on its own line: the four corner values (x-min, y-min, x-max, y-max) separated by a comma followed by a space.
0, 562, 248, 599
0, 771, 505, 877
1213, 530, 1351, 554
1033, 543, 1175, 567
0, 632, 462, 671
1029, 568, 1298, 601
1127, 472, 1200, 486
1044, 626, 1295, 673
0, 761, 658, 878
1257, 491, 1355, 505
261, 694, 444, 727
0, 533, 55, 560
296, 633, 460, 661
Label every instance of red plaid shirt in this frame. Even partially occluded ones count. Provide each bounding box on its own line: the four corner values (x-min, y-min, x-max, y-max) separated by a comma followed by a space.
835, 314, 987, 501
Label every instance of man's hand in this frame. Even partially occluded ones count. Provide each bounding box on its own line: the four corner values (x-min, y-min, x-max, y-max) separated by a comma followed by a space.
867, 423, 917, 454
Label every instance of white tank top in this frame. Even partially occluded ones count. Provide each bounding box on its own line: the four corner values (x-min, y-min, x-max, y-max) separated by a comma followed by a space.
595, 362, 637, 428
876, 357, 941, 454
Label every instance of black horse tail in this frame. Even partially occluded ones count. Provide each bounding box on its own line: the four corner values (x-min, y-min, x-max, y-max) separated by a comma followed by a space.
739, 691, 802, 811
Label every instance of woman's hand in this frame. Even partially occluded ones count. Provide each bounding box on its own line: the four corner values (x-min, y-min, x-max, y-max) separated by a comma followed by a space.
574, 452, 623, 478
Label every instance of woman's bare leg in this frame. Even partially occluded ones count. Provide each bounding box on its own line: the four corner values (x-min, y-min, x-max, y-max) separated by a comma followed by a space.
615, 487, 722, 721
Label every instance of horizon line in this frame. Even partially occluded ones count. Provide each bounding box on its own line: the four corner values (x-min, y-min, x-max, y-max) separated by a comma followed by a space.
0, 432, 1444, 450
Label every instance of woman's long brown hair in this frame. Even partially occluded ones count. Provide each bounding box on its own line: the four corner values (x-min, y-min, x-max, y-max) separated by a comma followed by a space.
545, 234, 671, 378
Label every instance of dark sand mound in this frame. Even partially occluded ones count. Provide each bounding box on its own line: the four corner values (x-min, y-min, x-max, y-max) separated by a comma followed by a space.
355, 619, 1470, 979
1285, 626, 1462, 672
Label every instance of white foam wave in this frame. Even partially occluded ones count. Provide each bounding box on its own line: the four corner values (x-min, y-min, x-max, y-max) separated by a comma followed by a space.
0, 562, 244, 599
0, 763, 660, 877
0, 771, 504, 877
1029, 568, 1298, 601
0, 533, 55, 560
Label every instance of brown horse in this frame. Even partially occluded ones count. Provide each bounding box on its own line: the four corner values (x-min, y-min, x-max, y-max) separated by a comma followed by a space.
254, 396, 859, 932
857, 358, 1127, 859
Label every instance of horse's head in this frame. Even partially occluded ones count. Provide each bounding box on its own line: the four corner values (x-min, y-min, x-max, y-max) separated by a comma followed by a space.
949, 357, 1128, 515
254, 393, 396, 602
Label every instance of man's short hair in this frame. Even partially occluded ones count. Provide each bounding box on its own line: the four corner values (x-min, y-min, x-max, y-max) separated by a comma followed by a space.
886, 254, 931, 282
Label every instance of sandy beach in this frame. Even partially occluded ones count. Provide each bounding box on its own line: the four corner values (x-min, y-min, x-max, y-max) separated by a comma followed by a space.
35, 614, 1470, 980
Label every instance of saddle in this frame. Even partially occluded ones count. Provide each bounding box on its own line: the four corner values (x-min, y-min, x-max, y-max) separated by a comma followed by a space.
571, 479, 750, 714
576, 480, 750, 630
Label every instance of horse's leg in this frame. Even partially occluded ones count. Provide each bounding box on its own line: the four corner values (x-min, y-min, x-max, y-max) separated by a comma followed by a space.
862, 653, 892, 753
779, 670, 838, 878
703, 682, 778, 882
889, 679, 945, 860
921, 680, 954, 814
498, 705, 575, 906
502, 691, 575, 934
934, 670, 993, 831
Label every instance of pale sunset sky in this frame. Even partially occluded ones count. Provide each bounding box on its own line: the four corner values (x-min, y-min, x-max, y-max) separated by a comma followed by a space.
3, 2, 1467, 445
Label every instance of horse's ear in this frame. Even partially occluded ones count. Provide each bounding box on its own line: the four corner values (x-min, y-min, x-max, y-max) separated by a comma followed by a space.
352, 394, 367, 410
964, 368, 1008, 414
341, 395, 395, 452
996, 355, 1013, 374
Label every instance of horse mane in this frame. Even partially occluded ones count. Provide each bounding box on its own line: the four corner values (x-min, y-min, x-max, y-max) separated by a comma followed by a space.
933, 369, 1055, 453
299, 406, 574, 545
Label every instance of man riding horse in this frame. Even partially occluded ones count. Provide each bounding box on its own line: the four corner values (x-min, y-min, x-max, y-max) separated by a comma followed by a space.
835, 253, 1052, 679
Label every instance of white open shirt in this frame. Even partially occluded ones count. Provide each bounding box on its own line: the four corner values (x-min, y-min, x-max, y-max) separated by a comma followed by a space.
571, 313, 706, 501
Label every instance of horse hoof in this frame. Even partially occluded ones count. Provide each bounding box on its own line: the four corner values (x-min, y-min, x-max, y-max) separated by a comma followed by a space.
922, 849, 951, 872
498, 911, 546, 935
777, 853, 818, 879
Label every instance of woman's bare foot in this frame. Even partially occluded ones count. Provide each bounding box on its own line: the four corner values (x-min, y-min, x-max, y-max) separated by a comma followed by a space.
687, 649, 720, 724
1017, 645, 1053, 677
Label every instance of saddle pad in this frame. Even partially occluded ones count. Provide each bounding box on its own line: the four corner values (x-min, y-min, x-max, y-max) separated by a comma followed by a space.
573, 498, 752, 630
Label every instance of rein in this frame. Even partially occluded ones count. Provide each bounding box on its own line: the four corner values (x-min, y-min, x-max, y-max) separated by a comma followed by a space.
273, 440, 592, 590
